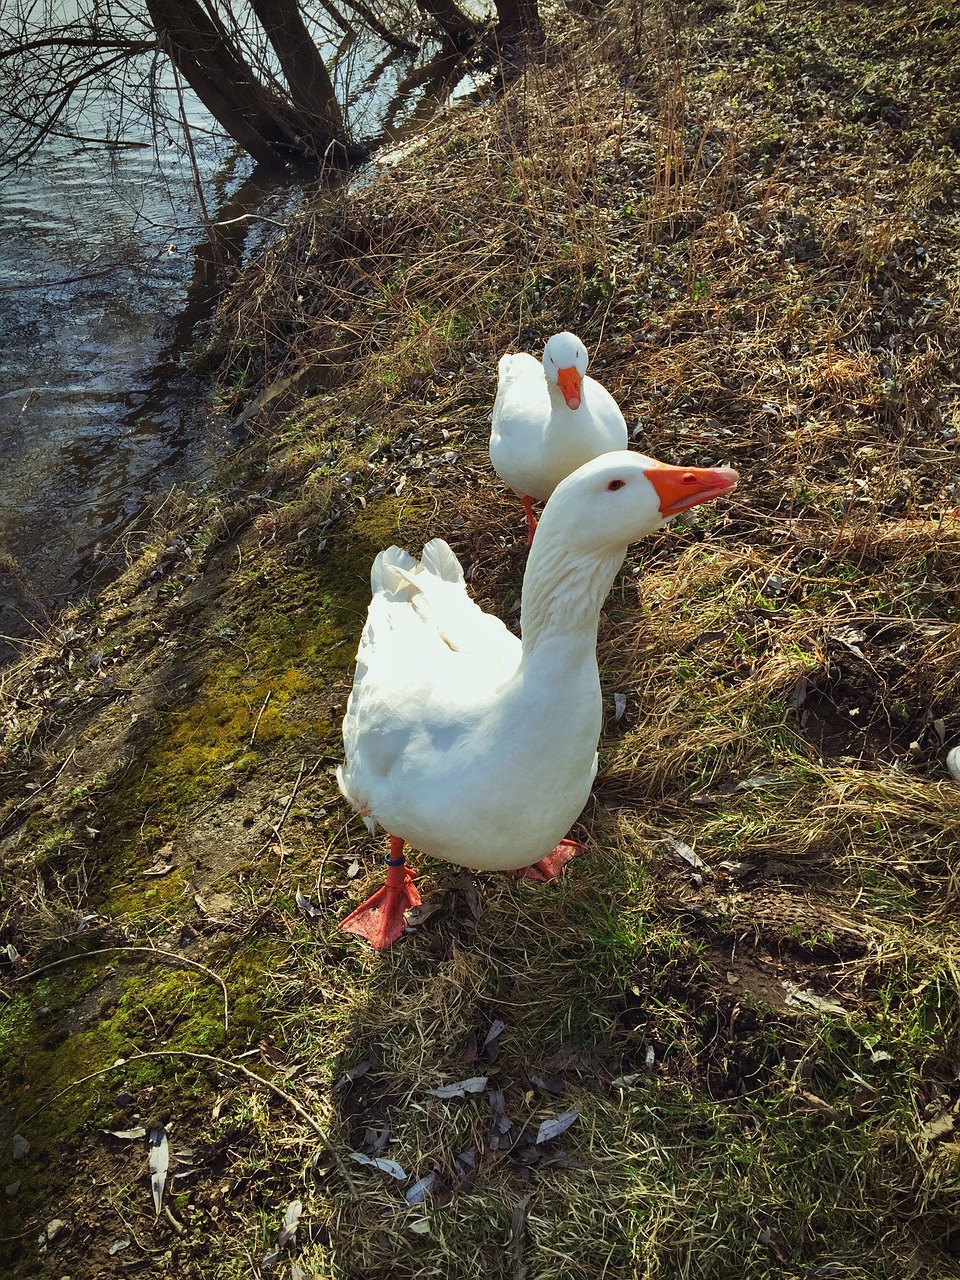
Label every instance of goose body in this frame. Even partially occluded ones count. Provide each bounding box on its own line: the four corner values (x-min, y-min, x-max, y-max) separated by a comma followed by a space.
339, 539, 603, 873
338, 450, 738, 946
490, 332, 629, 539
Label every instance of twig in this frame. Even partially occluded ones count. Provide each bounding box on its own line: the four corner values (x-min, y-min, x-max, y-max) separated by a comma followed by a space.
249, 690, 272, 747
164, 1203, 186, 1235
275, 758, 308, 831
0, 267, 123, 291
1, 750, 77, 830
257, 757, 315, 857
19, 1050, 357, 1195
18, 945, 229, 1034
252, 759, 319, 917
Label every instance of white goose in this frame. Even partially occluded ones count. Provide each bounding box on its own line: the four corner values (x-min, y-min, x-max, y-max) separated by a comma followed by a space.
337, 450, 738, 948
490, 332, 629, 542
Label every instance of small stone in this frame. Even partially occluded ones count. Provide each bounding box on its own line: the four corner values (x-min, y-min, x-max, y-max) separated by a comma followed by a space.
947, 747, 960, 782
12, 1134, 29, 1160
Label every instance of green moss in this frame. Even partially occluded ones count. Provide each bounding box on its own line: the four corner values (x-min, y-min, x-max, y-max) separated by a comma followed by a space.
0, 944, 275, 1220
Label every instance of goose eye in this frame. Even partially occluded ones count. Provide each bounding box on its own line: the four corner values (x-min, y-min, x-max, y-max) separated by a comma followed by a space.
607, 479, 625, 491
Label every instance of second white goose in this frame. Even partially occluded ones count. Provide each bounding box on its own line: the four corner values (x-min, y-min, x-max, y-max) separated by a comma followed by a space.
490, 331, 629, 542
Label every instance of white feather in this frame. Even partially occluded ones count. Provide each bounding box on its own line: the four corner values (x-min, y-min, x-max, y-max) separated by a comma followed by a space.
489, 331, 629, 503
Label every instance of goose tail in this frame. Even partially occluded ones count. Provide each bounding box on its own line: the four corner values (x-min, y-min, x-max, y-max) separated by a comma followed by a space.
371, 540, 464, 599
419, 538, 464, 584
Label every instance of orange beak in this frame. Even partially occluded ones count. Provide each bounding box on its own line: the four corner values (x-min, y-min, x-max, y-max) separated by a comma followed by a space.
645, 464, 739, 516
556, 365, 582, 409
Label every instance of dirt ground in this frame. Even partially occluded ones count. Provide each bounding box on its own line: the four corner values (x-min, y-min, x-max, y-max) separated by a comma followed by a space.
2, 0, 960, 1277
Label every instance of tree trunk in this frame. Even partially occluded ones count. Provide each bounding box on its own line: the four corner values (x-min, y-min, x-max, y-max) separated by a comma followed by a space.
147, 0, 353, 169
492, 0, 543, 36
415, 0, 482, 48
248, 0, 352, 157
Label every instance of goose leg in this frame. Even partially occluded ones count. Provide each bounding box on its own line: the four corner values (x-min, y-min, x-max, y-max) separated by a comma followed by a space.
521, 495, 538, 545
340, 836, 422, 949
508, 837, 585, 882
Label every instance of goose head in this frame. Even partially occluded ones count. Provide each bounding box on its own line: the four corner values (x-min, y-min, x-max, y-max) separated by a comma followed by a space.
542, 331, 589, 410
536, 451, 739, 554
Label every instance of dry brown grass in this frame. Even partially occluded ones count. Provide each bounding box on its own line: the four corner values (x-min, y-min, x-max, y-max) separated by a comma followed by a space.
2, 0, 960, 1277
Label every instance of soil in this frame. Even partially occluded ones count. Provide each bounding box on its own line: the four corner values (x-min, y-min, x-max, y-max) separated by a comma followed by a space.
2, 0, 960, 1276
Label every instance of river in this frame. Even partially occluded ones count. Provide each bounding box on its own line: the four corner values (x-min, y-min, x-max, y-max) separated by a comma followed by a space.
0, 16, 485, 664
0, 71, 262, 661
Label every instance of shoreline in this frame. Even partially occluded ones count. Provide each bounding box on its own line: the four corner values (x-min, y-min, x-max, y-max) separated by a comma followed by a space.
2, 2, 959, 1276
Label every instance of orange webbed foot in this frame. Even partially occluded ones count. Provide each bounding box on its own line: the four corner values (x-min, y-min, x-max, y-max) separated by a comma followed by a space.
506, 837, 585, 882
340, 838, 421, 949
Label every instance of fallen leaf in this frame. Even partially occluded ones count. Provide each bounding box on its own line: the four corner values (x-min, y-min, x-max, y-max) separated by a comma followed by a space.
796, 1090, 843, 1121
738, 774, 781, 790
363, 1125, 390, 1154
759, 1220, 790, 1260
295, 888, 323, 919
349, 1152, 406, 1179
536, 1109, 580, 1144
718, 860, 754, 877
108, 1238, 131, 1256
334, 1059, 372, 1092
483, 1018, 506, 1049
782, 981, 845, 1015
529, 1073, 565, 1095
347, 860, 361, 878
259, 1042, 288, 1068
405, 1173, 436, 1205
428, 1075, 488, 1099
149, 1125, 169, 1214
610, 1074, 641, 1088
102, 1126, 147, 1141
510, 1192, 533, 1243
833, 626, 867, 658
278, 1198, 302, 1247
664, 835, 708, 870
920, 1113, 955, 1143
141, 858, 175, 878
409, 1217, 430, 1234
613, 692, 627, 723
404, 898, 444, 927
453, 875, 480, 920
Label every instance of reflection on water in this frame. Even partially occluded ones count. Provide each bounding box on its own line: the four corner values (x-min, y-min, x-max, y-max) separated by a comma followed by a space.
0, 91, 257, 659
0, 30, 488, 663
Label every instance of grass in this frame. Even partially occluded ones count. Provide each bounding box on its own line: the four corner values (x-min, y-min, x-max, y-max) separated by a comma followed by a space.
2, 0, 960, 1276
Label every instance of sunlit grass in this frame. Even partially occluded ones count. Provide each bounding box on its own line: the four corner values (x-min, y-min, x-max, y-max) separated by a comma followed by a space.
2, 0, 960, 1276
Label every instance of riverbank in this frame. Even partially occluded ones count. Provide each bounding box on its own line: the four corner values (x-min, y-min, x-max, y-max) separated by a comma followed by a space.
2, 1, 960, 1276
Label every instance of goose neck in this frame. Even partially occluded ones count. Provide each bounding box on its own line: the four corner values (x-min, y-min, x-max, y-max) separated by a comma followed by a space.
519, 537, 625, 655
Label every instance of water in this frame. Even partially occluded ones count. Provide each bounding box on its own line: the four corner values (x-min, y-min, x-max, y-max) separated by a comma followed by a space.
0, 17, 488, 662
0, 90, 257, 657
